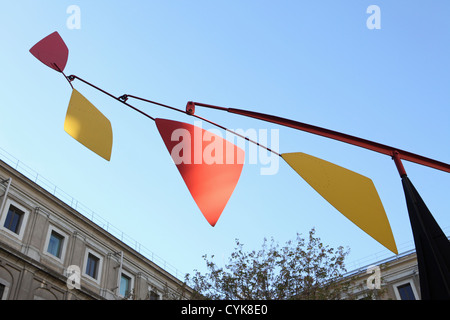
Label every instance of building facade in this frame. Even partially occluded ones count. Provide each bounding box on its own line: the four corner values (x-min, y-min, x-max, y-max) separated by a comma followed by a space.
343, 250, 421, 300
0, 158, 193, 300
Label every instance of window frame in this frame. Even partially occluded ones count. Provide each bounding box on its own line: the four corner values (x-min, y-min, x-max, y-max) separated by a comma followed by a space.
86, 253, 100, 279
119, 269, 135, 299
0, 199, 30, 240
4, 205, 24, 233
393, 279, 419, 300
0, 278, 10, 300
148, 286, 162, 300
43, 225, 69, 263
82, 248, 103, 284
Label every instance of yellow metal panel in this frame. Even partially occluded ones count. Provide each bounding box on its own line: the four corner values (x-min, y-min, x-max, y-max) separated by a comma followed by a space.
64, 89, 113, 161
282, 152, 397, 254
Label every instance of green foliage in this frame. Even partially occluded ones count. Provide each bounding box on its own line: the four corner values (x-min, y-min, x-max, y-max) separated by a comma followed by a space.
186, 228, 352, 300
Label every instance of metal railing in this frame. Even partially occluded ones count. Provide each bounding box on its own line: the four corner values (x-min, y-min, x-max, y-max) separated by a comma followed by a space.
0, 146, 186, 282
344, 228, 450, 276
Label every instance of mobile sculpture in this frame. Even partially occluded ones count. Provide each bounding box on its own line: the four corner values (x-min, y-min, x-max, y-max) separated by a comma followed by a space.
30, 32, 450, 299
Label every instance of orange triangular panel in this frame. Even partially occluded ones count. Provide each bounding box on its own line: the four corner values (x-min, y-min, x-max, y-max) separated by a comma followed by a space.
155, 118, 245, 226
282, 152, 397, 254
29, 31, 69, 72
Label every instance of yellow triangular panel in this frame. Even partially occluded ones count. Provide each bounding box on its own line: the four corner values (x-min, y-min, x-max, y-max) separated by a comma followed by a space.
64, 89, 113, 161
282, 152, 397, 254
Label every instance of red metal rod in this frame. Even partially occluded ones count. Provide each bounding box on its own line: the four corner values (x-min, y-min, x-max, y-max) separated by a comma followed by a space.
393, 151, 407, 177
192, 102, 450, 174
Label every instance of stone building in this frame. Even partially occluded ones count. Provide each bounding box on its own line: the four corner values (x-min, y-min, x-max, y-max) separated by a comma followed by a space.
343, 249, 421, 300
0, 157, 193, 300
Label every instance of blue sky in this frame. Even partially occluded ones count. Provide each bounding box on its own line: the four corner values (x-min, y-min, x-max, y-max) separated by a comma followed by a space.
1, 1, 449, 278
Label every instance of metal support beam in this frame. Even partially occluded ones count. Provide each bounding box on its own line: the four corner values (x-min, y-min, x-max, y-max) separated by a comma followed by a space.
191, 102, 450, 174
0, 178, 12, 215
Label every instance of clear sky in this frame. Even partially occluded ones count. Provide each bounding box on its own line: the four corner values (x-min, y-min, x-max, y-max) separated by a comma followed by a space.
1, 1, 449, 279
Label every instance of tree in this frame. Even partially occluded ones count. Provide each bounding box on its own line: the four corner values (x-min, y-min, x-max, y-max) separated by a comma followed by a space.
185, 228, 353, 300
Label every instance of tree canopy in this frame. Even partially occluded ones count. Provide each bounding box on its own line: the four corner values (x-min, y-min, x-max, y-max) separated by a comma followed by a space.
186, 228, 353, 300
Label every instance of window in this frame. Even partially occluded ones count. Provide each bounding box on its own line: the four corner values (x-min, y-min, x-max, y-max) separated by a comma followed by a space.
120, 273, 132, 297
43, 226, 68, 263
0, 279, 10, 300
47, 231, 64, 258
397, 283, 416, 300
148, 285, 162, 300
149, 290, 160, 300
4, 205, 24, 234
118, 270, 135, 299
85, 253, 100, 279
82, 249, 103, 284
0, 199, 30, 240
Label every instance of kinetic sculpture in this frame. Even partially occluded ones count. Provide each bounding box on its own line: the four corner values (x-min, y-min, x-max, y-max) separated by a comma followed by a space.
30, 32, 450, 299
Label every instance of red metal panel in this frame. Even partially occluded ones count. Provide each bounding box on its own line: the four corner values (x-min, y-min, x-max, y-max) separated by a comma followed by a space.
29, 31, 69, 72
155, 118, 245, 226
